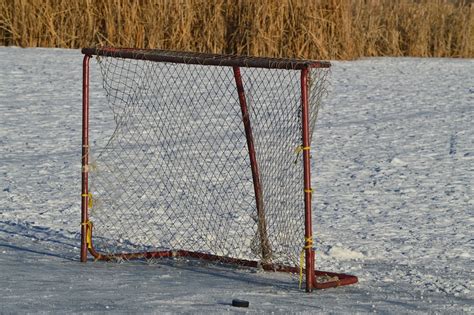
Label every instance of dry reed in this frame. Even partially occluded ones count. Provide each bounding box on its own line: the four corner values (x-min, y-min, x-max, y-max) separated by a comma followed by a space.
0, 0, 472, 59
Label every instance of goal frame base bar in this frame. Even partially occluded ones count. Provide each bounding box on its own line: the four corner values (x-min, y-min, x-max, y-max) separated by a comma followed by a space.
86, 245, 358, 290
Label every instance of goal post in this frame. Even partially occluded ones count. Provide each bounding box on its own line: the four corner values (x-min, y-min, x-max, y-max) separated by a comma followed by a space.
80, 47, 357, 292
233, 66, 272, 263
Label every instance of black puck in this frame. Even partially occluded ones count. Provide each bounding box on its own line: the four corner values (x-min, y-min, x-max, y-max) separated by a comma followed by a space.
232, 299, 249, 308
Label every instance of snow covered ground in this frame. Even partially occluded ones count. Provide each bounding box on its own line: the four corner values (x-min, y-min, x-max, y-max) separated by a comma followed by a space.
0, 47, 472, 313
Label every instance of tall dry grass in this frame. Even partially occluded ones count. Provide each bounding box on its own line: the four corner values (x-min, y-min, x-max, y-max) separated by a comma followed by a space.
0, 0, 472, 59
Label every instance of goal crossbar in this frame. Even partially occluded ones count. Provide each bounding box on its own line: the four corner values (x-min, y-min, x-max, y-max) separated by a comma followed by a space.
81, 47, 331, 70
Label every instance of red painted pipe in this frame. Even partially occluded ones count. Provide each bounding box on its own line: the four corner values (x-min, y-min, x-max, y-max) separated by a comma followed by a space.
81, 47, 331, 70
301, 67, 314, 292
85, 248, 357, 289
232, 66, 272, 263
81, 55, 90, 263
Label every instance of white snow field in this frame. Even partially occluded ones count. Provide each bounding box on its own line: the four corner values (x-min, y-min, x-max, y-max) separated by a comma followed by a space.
0, 47, 473, 313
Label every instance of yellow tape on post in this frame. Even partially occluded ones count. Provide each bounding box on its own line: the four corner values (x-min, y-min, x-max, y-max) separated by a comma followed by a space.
299, 236, 314, 289
294, 145, 311, 164
81, 193, 93, 208
294, 145, 311, 154
81, 221, 93, 249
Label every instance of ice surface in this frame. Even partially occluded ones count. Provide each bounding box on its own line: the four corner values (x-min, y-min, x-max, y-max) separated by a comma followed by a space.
0, 47, 473, 313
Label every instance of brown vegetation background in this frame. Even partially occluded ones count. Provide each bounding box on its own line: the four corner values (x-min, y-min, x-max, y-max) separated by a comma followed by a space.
0, 0, 472, 59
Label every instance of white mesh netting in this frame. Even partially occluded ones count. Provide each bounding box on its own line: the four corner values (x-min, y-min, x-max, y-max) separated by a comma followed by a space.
87, 53, 329, 269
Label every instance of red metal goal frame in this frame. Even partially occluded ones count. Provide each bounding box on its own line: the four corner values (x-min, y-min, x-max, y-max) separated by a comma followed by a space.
80, 48, 358, 292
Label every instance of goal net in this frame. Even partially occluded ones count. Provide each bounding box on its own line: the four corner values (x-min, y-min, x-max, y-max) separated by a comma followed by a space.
80, 48, 357, 291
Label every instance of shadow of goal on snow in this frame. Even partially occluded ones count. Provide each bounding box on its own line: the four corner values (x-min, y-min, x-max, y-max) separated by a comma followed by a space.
0, 220, 80, 261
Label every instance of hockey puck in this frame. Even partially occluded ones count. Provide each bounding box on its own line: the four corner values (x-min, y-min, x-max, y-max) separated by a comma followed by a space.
232, 299, 249, 308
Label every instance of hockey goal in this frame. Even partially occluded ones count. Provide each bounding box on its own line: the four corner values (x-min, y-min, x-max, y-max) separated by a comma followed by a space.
80, 47, 357, 292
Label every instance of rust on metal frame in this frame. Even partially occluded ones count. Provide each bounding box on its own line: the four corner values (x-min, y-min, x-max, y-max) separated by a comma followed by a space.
81, 47, 331, 70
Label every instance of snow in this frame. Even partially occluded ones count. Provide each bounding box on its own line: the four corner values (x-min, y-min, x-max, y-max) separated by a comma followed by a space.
1, 47, 473, 313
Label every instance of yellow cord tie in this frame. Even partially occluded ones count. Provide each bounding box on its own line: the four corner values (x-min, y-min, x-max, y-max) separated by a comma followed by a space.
294, 145, 311, 154
304, 188, 313, 194
294, 146, 310, 164
81, 221, 93, 249
81, 193, 93, 208
299, 236, 314, 289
